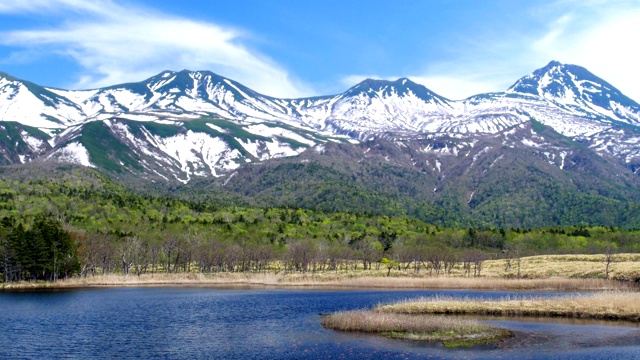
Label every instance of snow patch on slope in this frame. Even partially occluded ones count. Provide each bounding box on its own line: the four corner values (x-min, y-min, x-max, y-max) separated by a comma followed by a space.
245, 124, 315, 146
51, 142, 94, 167
20, 131, 45, 152
150, 130, 242, 180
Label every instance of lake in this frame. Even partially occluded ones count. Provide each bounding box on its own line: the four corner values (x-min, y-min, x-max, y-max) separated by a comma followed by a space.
1, 287, 639, 359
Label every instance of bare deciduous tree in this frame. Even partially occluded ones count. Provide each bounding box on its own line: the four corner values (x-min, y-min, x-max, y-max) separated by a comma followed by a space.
603, 239, 617, 280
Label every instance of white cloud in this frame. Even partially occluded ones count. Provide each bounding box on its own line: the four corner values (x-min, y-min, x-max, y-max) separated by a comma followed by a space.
0, 0, 312, 98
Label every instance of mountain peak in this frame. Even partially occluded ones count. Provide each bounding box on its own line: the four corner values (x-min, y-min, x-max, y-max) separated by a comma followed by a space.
393, 77, 420, 87
345, 77, 449, 103
352, 77, 418, 88
149, 69, 225, 81
506, 61, 640, 123
543, 60, 563, 68
352, 78, 393, 89
507, 61, 608, 96
137, 69, 225, 91
180, 69, 228, 78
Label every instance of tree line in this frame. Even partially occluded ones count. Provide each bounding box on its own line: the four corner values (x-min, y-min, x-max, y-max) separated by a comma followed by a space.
3, 211, 639, 282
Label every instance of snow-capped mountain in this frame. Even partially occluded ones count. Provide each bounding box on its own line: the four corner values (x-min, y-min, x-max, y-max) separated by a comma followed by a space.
45, 70, 302, 125
287, 78, 455, 139
0, 70, 352, 182
507, 60, 640, 125
0, 61, 640, 184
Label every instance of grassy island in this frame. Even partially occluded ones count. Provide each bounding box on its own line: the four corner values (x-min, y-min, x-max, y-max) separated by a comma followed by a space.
377, 291, 640, 322
321, 291, 640, 347
321, 310, 512, 347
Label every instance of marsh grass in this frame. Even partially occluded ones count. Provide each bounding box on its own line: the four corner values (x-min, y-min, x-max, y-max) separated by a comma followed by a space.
321, 310, 488, 334
320, 310, 511, 347
377, 291, 640, 322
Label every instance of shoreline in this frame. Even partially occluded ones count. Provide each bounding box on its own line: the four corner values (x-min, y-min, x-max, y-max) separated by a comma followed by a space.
2, 272, 636, 292
4, 253, 639, 291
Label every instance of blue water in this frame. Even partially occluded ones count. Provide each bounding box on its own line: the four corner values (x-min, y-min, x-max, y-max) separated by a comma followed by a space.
0, 288, 639, 359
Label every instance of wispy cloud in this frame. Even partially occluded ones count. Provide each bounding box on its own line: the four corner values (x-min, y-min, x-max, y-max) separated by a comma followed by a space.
0, 0, 312, 97
532, 14, 575, 51
0, 0, 112, 14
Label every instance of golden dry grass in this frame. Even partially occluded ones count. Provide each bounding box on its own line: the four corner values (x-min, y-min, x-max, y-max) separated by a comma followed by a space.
377, 291, 640, 322
321, 310, 511, 345
480, 254, 640, 281
321, 310, 489, 334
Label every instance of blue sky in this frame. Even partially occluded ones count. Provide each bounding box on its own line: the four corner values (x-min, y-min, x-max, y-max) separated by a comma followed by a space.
0, 0, 639, 100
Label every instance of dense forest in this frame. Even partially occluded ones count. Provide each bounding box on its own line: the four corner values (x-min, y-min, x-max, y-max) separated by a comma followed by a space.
0, 166, 639, 282
0, 216, 79, 282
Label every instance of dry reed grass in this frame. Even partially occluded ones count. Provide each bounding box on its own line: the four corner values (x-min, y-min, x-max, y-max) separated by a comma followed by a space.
321, 310, 510, 345
377, 291, 640, 322
321, 310, 489, 334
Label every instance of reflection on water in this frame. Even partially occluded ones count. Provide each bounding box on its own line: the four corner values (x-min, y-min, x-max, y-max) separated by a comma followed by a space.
0, 288, 638, 359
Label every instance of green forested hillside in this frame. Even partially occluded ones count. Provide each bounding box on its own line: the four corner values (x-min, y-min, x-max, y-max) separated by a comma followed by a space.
1, 164, 639, 282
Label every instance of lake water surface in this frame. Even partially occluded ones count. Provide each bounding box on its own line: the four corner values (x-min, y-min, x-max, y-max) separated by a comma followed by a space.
1, 287, 639, 359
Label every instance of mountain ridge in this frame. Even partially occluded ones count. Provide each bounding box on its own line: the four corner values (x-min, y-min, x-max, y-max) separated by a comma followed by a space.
1, 61, 640, 228
2, 60, 639, 132
0, 61, 639, 171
